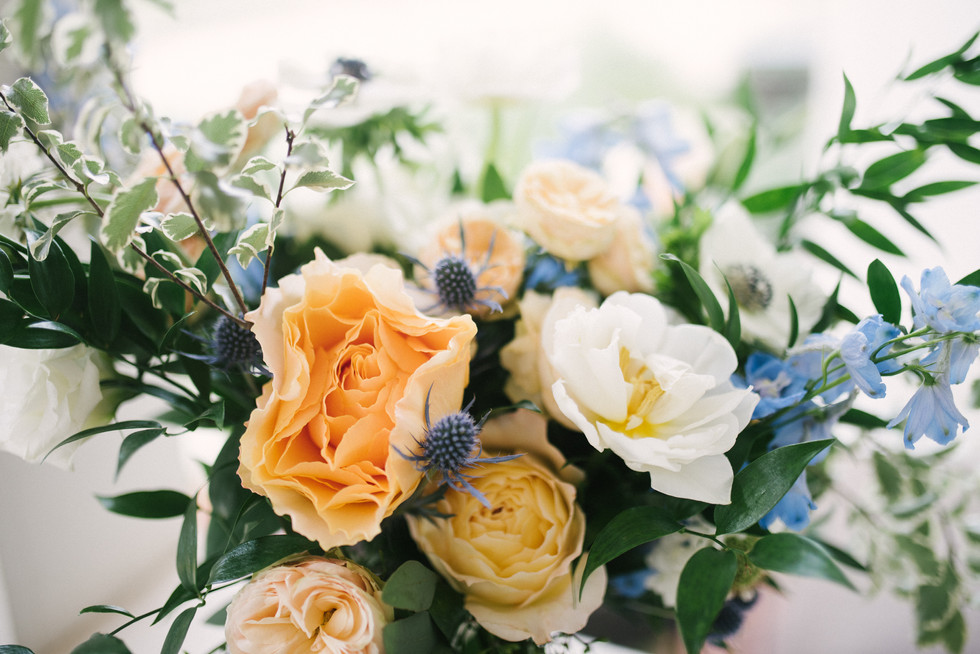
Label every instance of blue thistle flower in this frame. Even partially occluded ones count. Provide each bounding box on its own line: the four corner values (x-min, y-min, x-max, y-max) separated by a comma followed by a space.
396, 390, 520, 507
183, 315, 269, 375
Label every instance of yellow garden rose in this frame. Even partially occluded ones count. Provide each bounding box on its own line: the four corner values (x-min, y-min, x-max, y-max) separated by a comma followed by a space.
406, 409, 607, 645
239, 249, 477, 548
225, 557, 392, 654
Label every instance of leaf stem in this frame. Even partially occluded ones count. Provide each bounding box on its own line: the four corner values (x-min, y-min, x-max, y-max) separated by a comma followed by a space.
261, 126, 295, 297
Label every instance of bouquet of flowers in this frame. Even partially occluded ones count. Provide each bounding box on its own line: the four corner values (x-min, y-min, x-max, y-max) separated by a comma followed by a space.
1, 3, 979, 653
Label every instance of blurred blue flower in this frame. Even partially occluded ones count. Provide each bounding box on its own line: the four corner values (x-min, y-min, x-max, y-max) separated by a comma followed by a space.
523, 251, 585, 293
535, 113, 620, 171
901, 267, 980, 334
736, 351, 807, 419
887, 373, 970, 449
610, 569, 652, 599
839, 314, 901, 399
759, 470, 816, 532
630, 102, 691, 193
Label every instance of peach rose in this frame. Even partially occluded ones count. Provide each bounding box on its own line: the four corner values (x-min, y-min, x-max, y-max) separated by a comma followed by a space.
513, 159, 621, 262
225, 557, 392, 654
415, 202, 526, 319
586, 204, 657, 296
499, 287, 597, 429
406, 410, 607, 645
239, 249, 477, 548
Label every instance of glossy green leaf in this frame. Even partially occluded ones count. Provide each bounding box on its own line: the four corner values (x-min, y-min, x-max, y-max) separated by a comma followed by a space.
208, 534, 316, 585
161, 606, 197, 654
79, 604, 135, 618
101, 177, 158, 252
45, 419, 163, 462
97, 490, 191, 519
741, 184, 804, 214
4, 322, 80, 348
69, 633, 131, 654
714, 439, 833, 535
867, 259, 901, 324
28, 235, 74, 319
116, 428, 167, 479
860, 149, 926, 190
787, 294, 799, 349
749, 533, 855, 589
676, 548, 737, 654
479, 163, 509, 203
580, 505, 681, 595
290, 168, 354, 193
837, 73, 856, 140
0, 249, 14, 295
956, 269, 980, 287
7, 77, 50, 125
383, 560, 439, 611
177, 494, 200, 594
661, 254, 725, 332
383, 612, 449, 654
0, 110, 24, 151
87, 240, 122, 343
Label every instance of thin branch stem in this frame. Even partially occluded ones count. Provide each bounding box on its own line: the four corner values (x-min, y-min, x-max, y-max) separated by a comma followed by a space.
262, 126, 295, 297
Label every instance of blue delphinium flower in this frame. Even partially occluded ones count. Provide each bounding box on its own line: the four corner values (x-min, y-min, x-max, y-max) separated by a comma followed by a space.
839, 314, 902, 399
887, 372, 970, 449
630, 102, 692, 193
759, 470, 817, 532
901, 267, 980, 334
786, 334, 853, 402
770, 397, 852, 463
737, 351, 807, 419
535, 113, 620, 171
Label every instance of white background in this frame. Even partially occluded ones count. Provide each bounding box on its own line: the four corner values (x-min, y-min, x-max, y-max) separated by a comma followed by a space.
2, 1, 980, 652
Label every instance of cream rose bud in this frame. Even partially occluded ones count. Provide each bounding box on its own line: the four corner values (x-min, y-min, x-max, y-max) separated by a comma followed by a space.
550, 292, 758, 505
0, 344, 114, 468
499, 287, 598, 429
514, 159, 622, 262
407, 410, 606, 645
587, 204, 657, 296
225, 557, 392, 654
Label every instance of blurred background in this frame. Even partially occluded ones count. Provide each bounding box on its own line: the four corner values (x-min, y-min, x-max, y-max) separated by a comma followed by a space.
1, 0, 979, 652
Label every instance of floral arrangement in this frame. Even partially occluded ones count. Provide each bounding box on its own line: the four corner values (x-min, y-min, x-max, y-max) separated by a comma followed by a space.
1, 3, 979, 653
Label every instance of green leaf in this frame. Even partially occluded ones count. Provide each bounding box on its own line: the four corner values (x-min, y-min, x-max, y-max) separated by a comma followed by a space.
27, 235, 74, 319
159, 212, 199, 241
479, 163, 509, 203
714, 439, 834, 534
860, 149, 926, 190
290, 168, 354, 193
101, 177, 159, 252
895, 534, 941, 578
177, 495, 199, 594
184, 110, 247, 172
229, 223, 270, 269
918, 609, 966, 654
97, 490, 192, 519
161, 606, 197, 654
749, 533, 855, 589
383, 560, 440, 611
80, 604, 135, 618
4, 322, 80, 348
956, 269, 980, 287
723, 275, 741, 350
905, 32, 978, 80
69, 633, 131, 654
840, 217, 905, 256
948, 142, 980, 164
837, 73, 856, 140
45, 419, 163, 462
0, 110, 24, 151
787, 295, 799, 349
731, 122, 756, 190
0, 647, 35, 654
0, 19, 11, 54
303, 75, 359, 126
87, 241, 122, 342
115, 429, 166, 481
842, 408, 889, 430
867, 259, 901, 324
208, 534, 315, 585
580, 505, 681, 595
904, 180, 977, 202
741, 184, 804, 214
916, 563, 958, 628
7, 77, 50, 125
383, 613, 449, 654
93, 0, 136, 43
676, 548, 737, 654
661, 254, 725, 332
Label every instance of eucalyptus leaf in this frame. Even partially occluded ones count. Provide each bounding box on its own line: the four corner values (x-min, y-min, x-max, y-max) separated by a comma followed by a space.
748, 532, 855, 589
0, 110, 24, 151
382, 560, 439, 611
867, 259, 901, 324
676, 548, 737, 654
7, 77, 50, 125
69, 633, 131, 654
101, 177, 159, 252
580, 505, 681, 595
714, 439, 834, 534
97, 490, 192, 519
661, 254, 725, 332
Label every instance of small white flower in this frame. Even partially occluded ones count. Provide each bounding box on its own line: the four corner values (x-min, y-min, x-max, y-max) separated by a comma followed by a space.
550, 292, 757, 504
699, 203, 825, 350
643, 515, 715, 608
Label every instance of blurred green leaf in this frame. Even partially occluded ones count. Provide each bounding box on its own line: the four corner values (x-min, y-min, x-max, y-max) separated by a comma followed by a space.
948, 142, 980, 164
303, 74, 359, 126
383, 612, 450, 654
860, 149, 926, 190
479, 163, 509, 203
184, 109, 246, 172
749, 533, 855, 589
161, 606, 196, 654
905, 32, 978, 79
69, 633, 131, 654
842, 409, 889, 430
676, 548, 737, 654
93, 0, 136, 43
741, 184, 804, 214
7, 77, 50, 125
918, 608, 966, 654
383, 560, 439, 611
97, 490, 192, 519
732, 122, 756, 190
715, 439, 833, 535
0, 647, 36, 654
867, 259, 901, 324
661, 254, 725, 333
837, 73, 856, 141
177, 494, 200, 594
904, 180, 977, 202
0, 110, 24, 151
208, 534, 316, 585
895, 534, 941, 578
0, 19, 11, 54
101, 177, 158, 252
580, 505, 681, 596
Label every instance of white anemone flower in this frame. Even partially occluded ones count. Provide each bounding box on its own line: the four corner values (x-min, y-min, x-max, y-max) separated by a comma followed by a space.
699, 203, 825, 351
550, 292, 757, 504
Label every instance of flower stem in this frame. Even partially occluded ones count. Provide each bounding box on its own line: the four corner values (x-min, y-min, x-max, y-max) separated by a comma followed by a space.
261, 125, 295, 298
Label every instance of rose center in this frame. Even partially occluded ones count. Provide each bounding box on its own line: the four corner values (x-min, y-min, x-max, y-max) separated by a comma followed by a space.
724, 264, 773, 312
